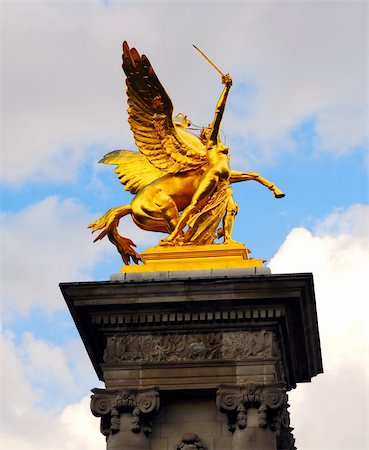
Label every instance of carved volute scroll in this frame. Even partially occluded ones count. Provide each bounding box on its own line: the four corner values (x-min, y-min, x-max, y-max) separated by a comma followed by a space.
90, 387, 160, 437
217, 384, 295, 449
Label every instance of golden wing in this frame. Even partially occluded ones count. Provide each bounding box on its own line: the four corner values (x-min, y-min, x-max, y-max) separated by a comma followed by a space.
122, 41, 207, 173
99, 150, 165, 194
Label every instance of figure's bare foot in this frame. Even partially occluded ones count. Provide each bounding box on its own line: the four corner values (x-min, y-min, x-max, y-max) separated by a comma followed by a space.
160, 234, 185, 246
223, 238, 245, 247
159, 238, 176, 247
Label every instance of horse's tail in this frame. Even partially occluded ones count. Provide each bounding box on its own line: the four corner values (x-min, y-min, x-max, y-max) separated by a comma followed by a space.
88, 205, 141, 265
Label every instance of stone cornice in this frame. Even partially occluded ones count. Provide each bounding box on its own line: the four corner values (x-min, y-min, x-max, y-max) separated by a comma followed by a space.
60, 273, 322, 388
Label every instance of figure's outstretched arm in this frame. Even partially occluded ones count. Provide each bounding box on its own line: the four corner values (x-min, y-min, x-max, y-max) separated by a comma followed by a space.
209, 74, 232, 143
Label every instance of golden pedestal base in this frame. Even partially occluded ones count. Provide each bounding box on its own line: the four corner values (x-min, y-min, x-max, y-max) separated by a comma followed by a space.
121, 243, 265, 273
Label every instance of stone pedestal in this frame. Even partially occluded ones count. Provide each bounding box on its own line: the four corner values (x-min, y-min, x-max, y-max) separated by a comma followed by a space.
60, 269, 322, 450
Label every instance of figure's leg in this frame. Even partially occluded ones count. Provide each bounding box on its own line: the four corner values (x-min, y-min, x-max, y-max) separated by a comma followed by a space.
230, 170, 285, 198
220, 195, 239, 243
162, 171, 219, 244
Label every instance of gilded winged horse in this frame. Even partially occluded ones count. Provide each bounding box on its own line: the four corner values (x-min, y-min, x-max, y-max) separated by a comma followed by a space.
89, 42, 285, 264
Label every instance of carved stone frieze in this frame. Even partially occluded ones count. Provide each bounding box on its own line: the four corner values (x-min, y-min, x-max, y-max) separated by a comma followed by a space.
90, 387, 160, 437
104, 330, 279, 364
217, 384, 288, 434
175, 433, 207, 450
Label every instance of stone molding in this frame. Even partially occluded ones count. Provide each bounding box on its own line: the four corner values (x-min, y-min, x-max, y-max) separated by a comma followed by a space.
61, 273, 323, 387
92, 307, 285, 330
175, 433, 207, 450
90, 387, 160, 437
217, 384, 295, 449
103, 330, 279, 364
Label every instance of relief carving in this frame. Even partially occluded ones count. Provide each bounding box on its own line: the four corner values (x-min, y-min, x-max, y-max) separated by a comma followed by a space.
175, 433, 207, 450
217, 384, 288, 434
104, 330, 279, 364
90, 387, 160, 437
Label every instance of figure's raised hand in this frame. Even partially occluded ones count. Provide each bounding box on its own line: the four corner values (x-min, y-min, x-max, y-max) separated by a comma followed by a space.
222, 73, 232, 87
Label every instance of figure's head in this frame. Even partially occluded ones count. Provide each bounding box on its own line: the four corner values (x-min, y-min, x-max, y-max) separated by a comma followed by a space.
174, 113, 191, 128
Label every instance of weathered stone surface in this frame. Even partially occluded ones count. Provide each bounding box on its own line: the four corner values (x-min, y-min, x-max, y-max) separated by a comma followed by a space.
60, 271, 320, 449
60, 272, 323, 390
110, 266, 272, 282
104, 330, 278, 364
90, 387, 160, 438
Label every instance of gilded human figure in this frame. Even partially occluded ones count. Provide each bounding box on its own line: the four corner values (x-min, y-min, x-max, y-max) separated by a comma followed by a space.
89, 42, 284, 264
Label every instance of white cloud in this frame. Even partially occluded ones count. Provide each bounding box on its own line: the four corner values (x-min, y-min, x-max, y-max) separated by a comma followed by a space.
0, 1, 366, 185
0, 331, 104, 450
0, 196, 112, 315
0, 195, 161, 316
269, 204, 369, 449
1, 203, 368, 449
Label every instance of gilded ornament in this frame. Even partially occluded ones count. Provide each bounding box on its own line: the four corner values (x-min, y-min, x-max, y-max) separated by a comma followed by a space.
89, 42, 285, 265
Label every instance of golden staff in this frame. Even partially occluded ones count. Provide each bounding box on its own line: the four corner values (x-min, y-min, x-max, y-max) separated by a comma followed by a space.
192, 44, 225, 78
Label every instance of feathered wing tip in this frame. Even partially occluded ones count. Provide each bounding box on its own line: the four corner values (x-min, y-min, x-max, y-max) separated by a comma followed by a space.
98, 149, 164, 194
98, 150, 125, 164
120, 41, 208, 174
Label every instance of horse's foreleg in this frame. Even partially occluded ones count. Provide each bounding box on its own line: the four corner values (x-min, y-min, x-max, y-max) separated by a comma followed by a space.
230, 170, 285, 198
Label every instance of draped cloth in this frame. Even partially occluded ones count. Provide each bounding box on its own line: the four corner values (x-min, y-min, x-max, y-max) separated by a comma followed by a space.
183, 182, 233, 245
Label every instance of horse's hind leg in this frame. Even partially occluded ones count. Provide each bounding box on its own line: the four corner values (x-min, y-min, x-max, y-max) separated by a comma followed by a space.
88, 205, 141, 265
88, 205, 132, 240
153, 191, 180, 232
132, 191, 180, 234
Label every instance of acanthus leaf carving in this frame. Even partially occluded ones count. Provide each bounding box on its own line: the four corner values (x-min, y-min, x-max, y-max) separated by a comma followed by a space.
217, 384, 288, 434
90, 387, 160, 437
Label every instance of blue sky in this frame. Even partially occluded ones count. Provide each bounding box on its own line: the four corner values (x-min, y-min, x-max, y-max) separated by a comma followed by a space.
1, 1, 368, 449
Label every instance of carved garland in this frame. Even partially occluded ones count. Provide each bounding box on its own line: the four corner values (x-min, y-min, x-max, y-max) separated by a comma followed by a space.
90, 387, 160, 437
175, 433, 207, 450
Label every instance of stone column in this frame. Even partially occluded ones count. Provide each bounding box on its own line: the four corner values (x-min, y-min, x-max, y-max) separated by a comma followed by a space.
217, 384, 295, 450
90, 387, 160, 450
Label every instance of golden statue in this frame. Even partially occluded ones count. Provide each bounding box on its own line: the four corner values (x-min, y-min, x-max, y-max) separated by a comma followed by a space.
89, 42, 284, 267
